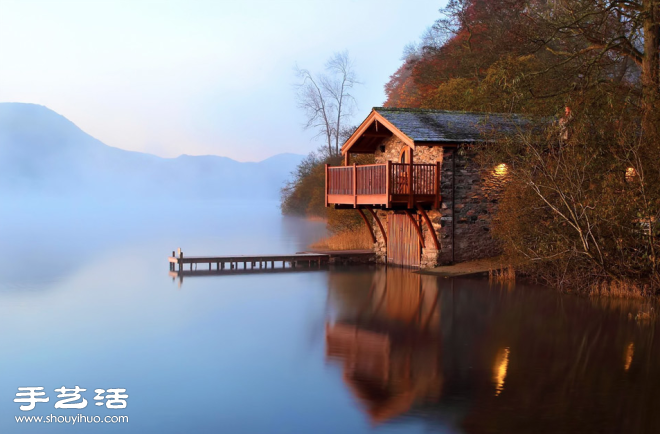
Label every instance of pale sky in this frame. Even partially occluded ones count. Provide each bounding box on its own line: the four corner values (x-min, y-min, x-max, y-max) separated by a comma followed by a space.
0, 0, 444, 161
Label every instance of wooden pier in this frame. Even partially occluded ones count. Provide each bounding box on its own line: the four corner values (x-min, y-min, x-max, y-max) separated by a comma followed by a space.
167, 249, 376, 286
168, 250, 330, 272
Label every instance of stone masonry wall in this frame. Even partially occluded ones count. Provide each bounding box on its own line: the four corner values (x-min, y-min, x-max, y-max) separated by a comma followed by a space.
369, 138, 503, 267
374, 136, 407, 163
436, 147, 504, 265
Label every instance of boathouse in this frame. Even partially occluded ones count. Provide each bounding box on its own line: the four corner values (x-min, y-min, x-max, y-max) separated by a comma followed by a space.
325, 107, 532, 267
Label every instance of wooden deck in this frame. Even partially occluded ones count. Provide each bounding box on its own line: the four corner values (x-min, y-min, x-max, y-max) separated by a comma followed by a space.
326, 161, 440, 209
168, 252, 329, 272
167, 249, 375, 287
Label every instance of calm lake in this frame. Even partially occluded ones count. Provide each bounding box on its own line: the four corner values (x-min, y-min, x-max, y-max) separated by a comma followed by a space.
1, 199, 659, 433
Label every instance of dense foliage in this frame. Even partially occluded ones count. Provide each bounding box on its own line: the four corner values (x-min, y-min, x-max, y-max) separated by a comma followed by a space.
284, 0, 660, 292
280, 147, 374, 233
385, 0, 660, 292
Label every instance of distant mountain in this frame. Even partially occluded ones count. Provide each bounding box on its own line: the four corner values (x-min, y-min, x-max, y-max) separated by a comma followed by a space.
0, 103, 304, 200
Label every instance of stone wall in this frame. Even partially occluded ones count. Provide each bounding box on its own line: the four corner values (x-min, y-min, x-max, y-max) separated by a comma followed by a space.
373, 137, 444, 165
374, 136, 407, 163
436, 147, 504, 265
370, 138, 504, 267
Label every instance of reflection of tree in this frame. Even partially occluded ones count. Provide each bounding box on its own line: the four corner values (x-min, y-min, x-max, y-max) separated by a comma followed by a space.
456, 282, 660, 434
326, 268, 442, 424
327, 270, 660, 433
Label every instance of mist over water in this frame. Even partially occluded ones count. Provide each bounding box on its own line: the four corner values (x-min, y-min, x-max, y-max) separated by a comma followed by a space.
2, 198, 660, 433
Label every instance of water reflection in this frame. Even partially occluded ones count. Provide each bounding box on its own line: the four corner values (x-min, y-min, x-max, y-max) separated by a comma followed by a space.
169, 264, 328, 288
624, 342, 634, 371
326, 267, 660, 433
4, 197, 660, 433
326, 268, 442, 424
493, 347, 509, 396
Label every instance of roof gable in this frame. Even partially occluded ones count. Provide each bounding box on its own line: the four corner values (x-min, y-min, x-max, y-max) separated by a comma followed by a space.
341, 107, 536, 155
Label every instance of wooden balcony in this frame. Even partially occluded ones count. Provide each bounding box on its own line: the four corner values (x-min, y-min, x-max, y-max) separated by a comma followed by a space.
325, 161, 440, 209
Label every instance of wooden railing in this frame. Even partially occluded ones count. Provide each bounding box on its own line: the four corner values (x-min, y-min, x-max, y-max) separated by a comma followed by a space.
356, 164, 387, 195
411, 163, 437, 195
326, 162, 440, 207
327, 166, 353, 195
390, 163, 438, 195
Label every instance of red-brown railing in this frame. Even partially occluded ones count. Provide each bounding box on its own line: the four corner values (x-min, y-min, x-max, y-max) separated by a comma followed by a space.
390, 163, 437, 195
327, 162, 438, 204
412, 164, 436, 195
327, 166, 353, 195
356, 164, 387, 195
390, 163, 408, 194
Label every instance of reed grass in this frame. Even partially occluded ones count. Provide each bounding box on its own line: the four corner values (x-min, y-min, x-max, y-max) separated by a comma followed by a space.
589, 279, 650, 299
489, 264, 516, 284
310, 226, 374, 251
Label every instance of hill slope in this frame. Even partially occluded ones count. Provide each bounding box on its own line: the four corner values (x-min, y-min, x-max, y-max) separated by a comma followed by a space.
0, 103, 302, 200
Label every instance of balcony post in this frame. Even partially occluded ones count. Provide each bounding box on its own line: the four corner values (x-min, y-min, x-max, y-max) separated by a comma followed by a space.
407, 155, 414, 209
353, 163, 357, 208
434, 161, 440, 209
325, 164, 329, 208
386, 160, 392, 208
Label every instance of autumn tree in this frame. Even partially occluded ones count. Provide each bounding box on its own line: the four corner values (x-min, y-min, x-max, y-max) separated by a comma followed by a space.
523, 1, 657, 104
384, 0, 543, 111
383, 0, 660, 293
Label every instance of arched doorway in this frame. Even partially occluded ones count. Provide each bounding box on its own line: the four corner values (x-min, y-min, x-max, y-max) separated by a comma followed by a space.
399, 146, 411, 164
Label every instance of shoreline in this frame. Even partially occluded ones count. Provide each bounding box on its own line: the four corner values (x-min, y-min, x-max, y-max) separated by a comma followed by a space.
418, 257, 505, 278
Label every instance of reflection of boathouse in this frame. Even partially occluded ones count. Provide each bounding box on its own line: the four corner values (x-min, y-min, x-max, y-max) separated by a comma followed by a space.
325, 269, 660, 432
325, 269, 522, 429
325, 268, 443, 424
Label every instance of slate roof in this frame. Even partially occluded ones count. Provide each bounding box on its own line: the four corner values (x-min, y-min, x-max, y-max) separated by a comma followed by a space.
374, 107, 535, 143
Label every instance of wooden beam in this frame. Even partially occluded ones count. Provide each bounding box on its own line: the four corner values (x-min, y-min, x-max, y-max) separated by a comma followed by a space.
434, 161, 440, 209
325, 164, 329, 208
404, 210, 425, 248
417, 204, 440, 250
386, 160, 391, 208
341, 111, 379, 155
353, 163, 357, 208
359, 136, 378, 152
372, 112, 415, 148
407, 150, 414, 209
366, 206, 387, 245
361, 132, 392, 138
341, 110, 415, 155
356, 208, 377, 244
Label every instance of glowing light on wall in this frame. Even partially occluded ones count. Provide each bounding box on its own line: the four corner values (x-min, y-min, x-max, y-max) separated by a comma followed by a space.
494, 164, 508, 177
493, 347, 510, 396
624, 342, 634, 371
